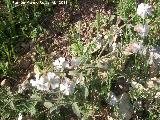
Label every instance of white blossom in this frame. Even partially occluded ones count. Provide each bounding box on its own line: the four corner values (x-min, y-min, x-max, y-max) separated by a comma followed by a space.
18, 113, 23, 120
30, 72, 60, 91
137, 3, 152, 19
124, 42, 144, 55
31, 76, 49, 91
134, 24, 149, 37
60, 78, 75, 95
47, 72, 60, 90
53, 57, 69, 71
30, 79, 38, 87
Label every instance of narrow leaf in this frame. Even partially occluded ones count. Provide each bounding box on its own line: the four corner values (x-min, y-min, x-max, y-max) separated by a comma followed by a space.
72, 102, 81, 118
44, 102, 53, 109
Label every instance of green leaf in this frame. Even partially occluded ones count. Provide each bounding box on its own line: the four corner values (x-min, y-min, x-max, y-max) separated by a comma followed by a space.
72, 102, 81, 118
10, 101, 15, 110
43, 102, 53, 109
31, 94, 42, 101
84, 86, 89, 99
30, 107, 36, 116
68, 70, 79, 77
109, 15, 116, 22
101, 85, 109, 94
70, 41, 83, 57
49, 106, 57, 113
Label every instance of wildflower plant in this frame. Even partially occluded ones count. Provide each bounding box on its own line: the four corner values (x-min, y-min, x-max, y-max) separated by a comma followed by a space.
0, 0, 160, 120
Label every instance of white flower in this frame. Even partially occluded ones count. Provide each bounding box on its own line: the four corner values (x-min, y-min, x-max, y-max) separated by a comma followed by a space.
30, 79, 39, 87
47, 72, 60, 90
124, 42, 144, 55
30, 72, 60, 91
30, 75, 49, 91
31, 65, 61, 92
53, 57, 69, 70
137, 3, 152, 19
18, 113, 23, 120
60, 78, 75, 95
134, 24, 149, 37
36, 76, 50, 91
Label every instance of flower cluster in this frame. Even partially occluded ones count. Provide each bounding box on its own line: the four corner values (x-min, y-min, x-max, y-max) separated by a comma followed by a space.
135, 3, 152, 37
53, 57, 80, 70
30, 57, 81, 95
52, 57, 69, 71
30, 72, 60, 91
